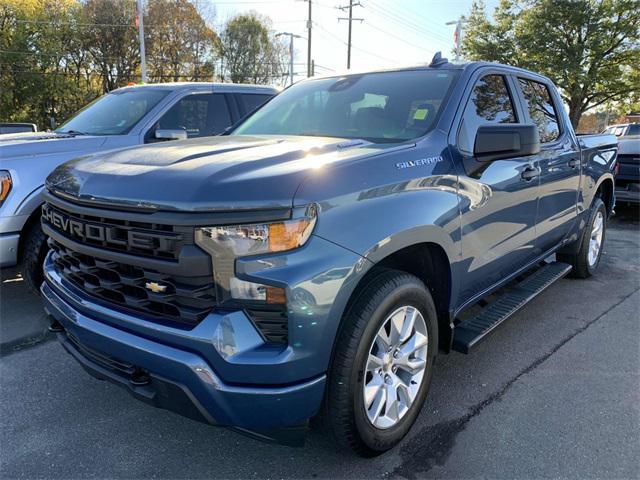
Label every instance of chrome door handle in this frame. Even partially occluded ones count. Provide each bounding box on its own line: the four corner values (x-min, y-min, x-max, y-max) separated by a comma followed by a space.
568, 158, 580, 168
521, 166, 540, 181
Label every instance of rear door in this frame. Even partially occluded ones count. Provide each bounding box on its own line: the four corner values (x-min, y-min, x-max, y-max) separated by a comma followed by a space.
454, 71, 540, 304
514, 76, 581, 252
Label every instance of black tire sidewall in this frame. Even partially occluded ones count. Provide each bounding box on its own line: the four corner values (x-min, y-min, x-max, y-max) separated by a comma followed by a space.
330, 271, 438, 454
22, 221, 48, 294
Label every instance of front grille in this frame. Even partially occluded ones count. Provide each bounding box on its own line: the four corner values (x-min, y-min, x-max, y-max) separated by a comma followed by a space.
42, 203, 188, 260
49, 239, 216, 327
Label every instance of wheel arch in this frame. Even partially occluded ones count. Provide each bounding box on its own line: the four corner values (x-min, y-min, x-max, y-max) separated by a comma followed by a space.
332, 234, 456, 364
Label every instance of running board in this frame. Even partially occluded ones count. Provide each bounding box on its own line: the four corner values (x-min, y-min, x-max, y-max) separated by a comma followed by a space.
452, 262, 572, 354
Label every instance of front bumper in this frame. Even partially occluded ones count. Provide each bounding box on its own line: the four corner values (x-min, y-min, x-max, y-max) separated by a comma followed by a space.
0, 232, 20, 267
42, 267, 326, 443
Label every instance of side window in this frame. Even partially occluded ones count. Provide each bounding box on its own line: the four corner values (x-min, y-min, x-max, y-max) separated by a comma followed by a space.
518, 78, 561, 143
458, 75, 517, 154
627, 124, 640, 136
157, 94, 232, 138
241, 93, 272, 115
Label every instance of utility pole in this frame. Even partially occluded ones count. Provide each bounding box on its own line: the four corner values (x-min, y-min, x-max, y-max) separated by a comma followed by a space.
276, 32, 303, 86
446, 17, 467, 62
305, 0, 312, 77
136, 0, 147, 82
338, 1, 363, 69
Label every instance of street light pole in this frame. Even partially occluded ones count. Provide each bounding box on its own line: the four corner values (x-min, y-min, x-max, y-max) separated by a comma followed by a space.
276, 32, 303, 86
446, 18, 467, 62
136, 0, 147, 82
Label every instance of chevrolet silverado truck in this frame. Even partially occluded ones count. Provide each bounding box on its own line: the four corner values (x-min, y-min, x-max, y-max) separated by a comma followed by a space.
40, 55, 617, 456
0, 83, 276, 291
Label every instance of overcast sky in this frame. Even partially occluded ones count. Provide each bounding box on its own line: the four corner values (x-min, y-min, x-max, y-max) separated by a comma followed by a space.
211, 0, 500, 82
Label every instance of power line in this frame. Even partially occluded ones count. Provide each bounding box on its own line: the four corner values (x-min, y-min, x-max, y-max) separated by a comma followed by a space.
312, 21, 396, 65
338, 0, 363, 70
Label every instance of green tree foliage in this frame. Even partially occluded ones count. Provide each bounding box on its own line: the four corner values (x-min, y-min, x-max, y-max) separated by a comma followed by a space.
1, 1, 283, 129
462, 0, 640, 127
218, 13, 287, 84
146, 0, 219, 82
83, 0, 140, 92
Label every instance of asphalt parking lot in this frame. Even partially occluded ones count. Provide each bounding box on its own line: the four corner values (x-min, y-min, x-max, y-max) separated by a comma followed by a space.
1, 207, 639, 479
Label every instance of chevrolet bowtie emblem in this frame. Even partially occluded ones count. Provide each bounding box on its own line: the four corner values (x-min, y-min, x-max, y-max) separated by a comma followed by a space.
145, 282, 167, 293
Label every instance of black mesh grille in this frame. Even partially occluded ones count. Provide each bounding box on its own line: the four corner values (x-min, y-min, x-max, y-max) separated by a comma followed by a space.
49, 239, 216, 327
245, 306, 289, 344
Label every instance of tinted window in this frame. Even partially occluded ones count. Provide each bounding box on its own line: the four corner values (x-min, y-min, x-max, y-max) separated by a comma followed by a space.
157, 94, 232, 138
458, 75, 517, 153
627, 124, 640, 136
57, 89, 169, 136
233, 70, 458, 143
518, 78, 560, 143
241, 93, 273, 115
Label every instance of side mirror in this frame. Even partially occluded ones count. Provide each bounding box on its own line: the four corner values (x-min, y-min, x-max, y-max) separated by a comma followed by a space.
474, 124, 540, 162
155, 129, 188, 141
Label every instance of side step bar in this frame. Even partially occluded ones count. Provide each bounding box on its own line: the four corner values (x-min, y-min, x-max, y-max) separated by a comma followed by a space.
452, 262, 572, 354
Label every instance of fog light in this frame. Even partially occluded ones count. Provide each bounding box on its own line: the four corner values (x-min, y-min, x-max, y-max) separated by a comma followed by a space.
229, 277, 286, 304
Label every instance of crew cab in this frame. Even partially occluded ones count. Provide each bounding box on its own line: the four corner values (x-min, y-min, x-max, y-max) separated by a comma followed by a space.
0, 83, 277, 291
40, 56, 617, 456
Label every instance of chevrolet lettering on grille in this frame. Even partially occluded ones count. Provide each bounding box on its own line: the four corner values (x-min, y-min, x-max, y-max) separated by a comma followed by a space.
42, 204, 180, 255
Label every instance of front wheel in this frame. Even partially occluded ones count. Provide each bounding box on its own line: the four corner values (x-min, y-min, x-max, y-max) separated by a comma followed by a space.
558, 198, 607, 278
21, 221, 49, 294
326, 270, 438, 456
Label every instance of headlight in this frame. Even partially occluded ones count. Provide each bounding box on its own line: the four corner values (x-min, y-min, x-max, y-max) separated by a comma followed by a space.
195, 205, 317, 304
0, 171, 12, 206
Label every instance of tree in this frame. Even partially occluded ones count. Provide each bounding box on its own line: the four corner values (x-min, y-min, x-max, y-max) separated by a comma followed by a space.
218, 13, 287, 85
145, 0, 219, 82
462, 0, 640, 127
83, 0, 140, 92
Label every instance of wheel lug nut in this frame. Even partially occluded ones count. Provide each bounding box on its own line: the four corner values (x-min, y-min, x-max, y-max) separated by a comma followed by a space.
392, 366, 397, 373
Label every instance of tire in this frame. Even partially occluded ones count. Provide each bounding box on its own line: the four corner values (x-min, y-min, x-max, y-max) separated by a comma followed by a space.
326, 269, 438, 456
558, 198, 607, 279
21, 221, 48, 294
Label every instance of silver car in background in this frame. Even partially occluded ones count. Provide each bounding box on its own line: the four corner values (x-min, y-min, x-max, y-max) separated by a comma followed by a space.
0, 82, 278, 290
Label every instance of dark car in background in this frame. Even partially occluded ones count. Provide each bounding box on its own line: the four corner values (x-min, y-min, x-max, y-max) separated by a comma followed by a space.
0, 123, 38, 134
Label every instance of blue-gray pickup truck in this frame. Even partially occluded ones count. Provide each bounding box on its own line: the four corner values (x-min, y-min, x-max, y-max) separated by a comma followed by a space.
40, 55, 617, 456
0, 83, 277, 290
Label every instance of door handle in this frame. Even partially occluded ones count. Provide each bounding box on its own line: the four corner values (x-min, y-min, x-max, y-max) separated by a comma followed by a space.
521, 166, 540, 181
568, 158, 580, 168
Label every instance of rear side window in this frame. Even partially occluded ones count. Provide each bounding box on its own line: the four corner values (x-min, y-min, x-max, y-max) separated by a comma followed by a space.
518, 79, 561, 143
157, 93, 232, 138
627, 124, 640, 136
241, 93, 272, 115
457, 74, 517, 154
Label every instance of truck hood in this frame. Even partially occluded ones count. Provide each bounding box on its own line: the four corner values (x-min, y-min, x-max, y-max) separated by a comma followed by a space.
0, 131, 108, 159
46, 135, 389, 212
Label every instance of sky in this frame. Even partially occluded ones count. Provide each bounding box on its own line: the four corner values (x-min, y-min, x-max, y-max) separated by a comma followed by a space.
211, 0, 500, 83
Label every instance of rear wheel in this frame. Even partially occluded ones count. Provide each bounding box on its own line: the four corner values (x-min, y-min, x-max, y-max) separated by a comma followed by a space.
558, 198, 607, 278
21, 221, 48, 294
326, 270, 438, 456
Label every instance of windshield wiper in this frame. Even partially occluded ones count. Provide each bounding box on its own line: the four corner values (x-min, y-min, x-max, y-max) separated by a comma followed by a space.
59, 130, 88, 136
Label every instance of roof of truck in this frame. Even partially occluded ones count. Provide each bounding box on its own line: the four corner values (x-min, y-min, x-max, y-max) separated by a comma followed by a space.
112, 82, 280, 94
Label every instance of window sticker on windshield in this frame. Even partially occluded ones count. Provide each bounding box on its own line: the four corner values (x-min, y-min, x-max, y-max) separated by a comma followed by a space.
414, 109, 429, 120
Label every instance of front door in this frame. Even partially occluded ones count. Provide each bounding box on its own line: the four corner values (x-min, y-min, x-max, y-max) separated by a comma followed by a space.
454, 73, 540, 305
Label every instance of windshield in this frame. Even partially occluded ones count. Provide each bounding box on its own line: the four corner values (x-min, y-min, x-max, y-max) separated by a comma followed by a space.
232, 69, 458, 143
56, 89, 170, 136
